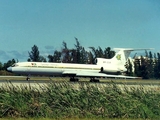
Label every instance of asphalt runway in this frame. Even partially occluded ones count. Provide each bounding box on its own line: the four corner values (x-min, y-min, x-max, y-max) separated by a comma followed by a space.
0, 76, 160, 91
0, 76, 160, 84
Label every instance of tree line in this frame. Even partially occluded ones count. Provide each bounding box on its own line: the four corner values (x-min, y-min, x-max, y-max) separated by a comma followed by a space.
1, 38, 160, 79
28, 38, 115, 64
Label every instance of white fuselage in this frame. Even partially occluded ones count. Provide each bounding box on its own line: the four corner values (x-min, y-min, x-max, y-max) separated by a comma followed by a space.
7, 61, 124, 76
7, 48, 150, 79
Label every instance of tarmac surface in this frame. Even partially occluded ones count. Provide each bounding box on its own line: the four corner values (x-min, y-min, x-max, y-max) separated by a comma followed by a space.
0, 76, 160, 91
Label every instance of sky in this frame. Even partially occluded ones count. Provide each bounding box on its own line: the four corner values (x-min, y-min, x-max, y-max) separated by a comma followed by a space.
0, 0, 160, 63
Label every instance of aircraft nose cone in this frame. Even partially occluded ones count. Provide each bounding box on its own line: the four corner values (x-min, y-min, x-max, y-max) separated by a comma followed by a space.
7, 67, 12, 72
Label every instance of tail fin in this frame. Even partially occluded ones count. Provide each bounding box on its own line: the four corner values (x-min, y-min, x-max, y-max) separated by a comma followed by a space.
112, 48, 153, 65
112, 48, 132, 62
96, 48, 153, 66
95, 48, 153, 74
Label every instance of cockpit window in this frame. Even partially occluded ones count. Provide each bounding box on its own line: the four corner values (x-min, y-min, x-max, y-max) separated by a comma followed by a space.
11, 64, 15, 67
11, 63, 18, 67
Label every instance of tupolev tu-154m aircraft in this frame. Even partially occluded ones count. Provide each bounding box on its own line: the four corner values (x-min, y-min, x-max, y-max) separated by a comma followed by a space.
7, 48, 152, 82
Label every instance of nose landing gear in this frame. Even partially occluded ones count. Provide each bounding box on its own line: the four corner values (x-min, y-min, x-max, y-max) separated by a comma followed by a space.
26, 75, 30, 81
70, 77, 79, 82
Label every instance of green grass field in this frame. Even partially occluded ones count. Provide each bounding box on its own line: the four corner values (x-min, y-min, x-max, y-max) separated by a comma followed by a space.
1, 117, 143, 120
0, 80, 159, 119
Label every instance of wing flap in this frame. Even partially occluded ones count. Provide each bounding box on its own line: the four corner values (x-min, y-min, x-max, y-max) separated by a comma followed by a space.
76, 72, 139, 79
62, 71, 139, 79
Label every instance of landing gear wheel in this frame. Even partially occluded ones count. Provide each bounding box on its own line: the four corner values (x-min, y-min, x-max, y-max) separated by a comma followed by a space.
90, 78, 99, 82
93, 79, 100, 82
90, 78, 94, 82
26, 76, 30, 81
70, 77, 79, 82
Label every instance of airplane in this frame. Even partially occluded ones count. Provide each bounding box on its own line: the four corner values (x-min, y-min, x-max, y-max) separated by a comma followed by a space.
7, 48, 151, 82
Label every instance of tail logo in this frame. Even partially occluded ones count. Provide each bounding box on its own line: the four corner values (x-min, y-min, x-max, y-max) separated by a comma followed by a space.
116, 54, 121, 60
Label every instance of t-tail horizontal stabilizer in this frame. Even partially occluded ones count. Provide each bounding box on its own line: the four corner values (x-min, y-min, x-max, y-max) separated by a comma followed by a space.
112, 48, 154, 61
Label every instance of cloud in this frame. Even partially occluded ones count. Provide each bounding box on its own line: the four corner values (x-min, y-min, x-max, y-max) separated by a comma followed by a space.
45, 45, 54, 50
44, 46, 55, 55
0, 48, 61, 63
7, 50, 28, 62
40, 50, 55, 60
0, 50, 11, 61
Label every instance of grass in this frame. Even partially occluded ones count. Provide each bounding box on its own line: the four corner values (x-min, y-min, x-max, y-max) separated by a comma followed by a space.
0, 118, 147, 120
0, 117, 141, 120
0, 81, 160, 119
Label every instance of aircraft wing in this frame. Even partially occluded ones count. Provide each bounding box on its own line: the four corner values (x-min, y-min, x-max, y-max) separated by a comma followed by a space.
62, 71, 139, 79
62, 71, 77, 76
0, 76, 26, 78
77, 72, 139, 79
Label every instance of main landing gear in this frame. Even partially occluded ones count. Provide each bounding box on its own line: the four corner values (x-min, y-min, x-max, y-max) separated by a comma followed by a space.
90, 78, 100, 82
70, 77, 79, 82
69, 76, 100, 82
